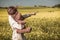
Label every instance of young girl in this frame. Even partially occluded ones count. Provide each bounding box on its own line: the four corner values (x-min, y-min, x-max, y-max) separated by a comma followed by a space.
7, 6, 37, 40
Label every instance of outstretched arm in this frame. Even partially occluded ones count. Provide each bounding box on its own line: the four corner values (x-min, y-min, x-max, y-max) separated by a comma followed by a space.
22, 11, 38, 20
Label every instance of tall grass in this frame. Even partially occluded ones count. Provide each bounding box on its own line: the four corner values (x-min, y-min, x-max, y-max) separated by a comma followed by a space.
0, 17, 60, 40
25, 18, 60, 40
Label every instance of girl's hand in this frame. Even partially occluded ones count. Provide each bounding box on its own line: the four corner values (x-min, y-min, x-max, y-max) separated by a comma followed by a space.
32, 11, 39, 15
26, 27, 32, 33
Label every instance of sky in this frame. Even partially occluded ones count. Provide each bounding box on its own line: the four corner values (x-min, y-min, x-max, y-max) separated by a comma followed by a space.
0, 0, 60, 7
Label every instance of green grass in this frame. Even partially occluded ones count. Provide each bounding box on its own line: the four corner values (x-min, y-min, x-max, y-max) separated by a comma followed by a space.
0, 8, 60, 40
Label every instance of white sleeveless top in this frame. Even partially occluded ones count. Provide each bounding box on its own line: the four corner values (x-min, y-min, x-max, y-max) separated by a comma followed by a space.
8, 15, 25, 40
8, 15, 24, 30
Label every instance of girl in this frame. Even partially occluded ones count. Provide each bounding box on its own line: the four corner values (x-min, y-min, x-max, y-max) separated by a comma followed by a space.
7, 6, 37, 40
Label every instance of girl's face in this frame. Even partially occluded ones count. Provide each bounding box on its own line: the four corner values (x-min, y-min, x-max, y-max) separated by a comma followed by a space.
7, 8, 16, 15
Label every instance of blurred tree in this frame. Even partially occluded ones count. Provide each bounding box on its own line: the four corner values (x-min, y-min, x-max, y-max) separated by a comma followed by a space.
52, 4, 60, 8
34, 5, 37, 7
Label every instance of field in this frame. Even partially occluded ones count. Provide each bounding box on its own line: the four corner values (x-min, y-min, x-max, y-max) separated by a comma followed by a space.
0, 8, 60, 40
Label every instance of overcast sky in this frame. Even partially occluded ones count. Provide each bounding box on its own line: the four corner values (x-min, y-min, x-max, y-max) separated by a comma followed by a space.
0, 0, 60, 7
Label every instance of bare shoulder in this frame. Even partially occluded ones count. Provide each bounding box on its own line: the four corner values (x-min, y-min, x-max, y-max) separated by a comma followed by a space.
16, 13, 21, 16
15, 13, 22, 20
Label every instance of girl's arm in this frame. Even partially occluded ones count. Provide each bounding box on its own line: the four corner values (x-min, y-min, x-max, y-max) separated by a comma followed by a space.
16, 27, 31, 33
22, 11, 38, 20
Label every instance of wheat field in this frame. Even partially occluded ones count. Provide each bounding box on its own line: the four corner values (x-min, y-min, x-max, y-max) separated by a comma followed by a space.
0, 8, 60, 40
